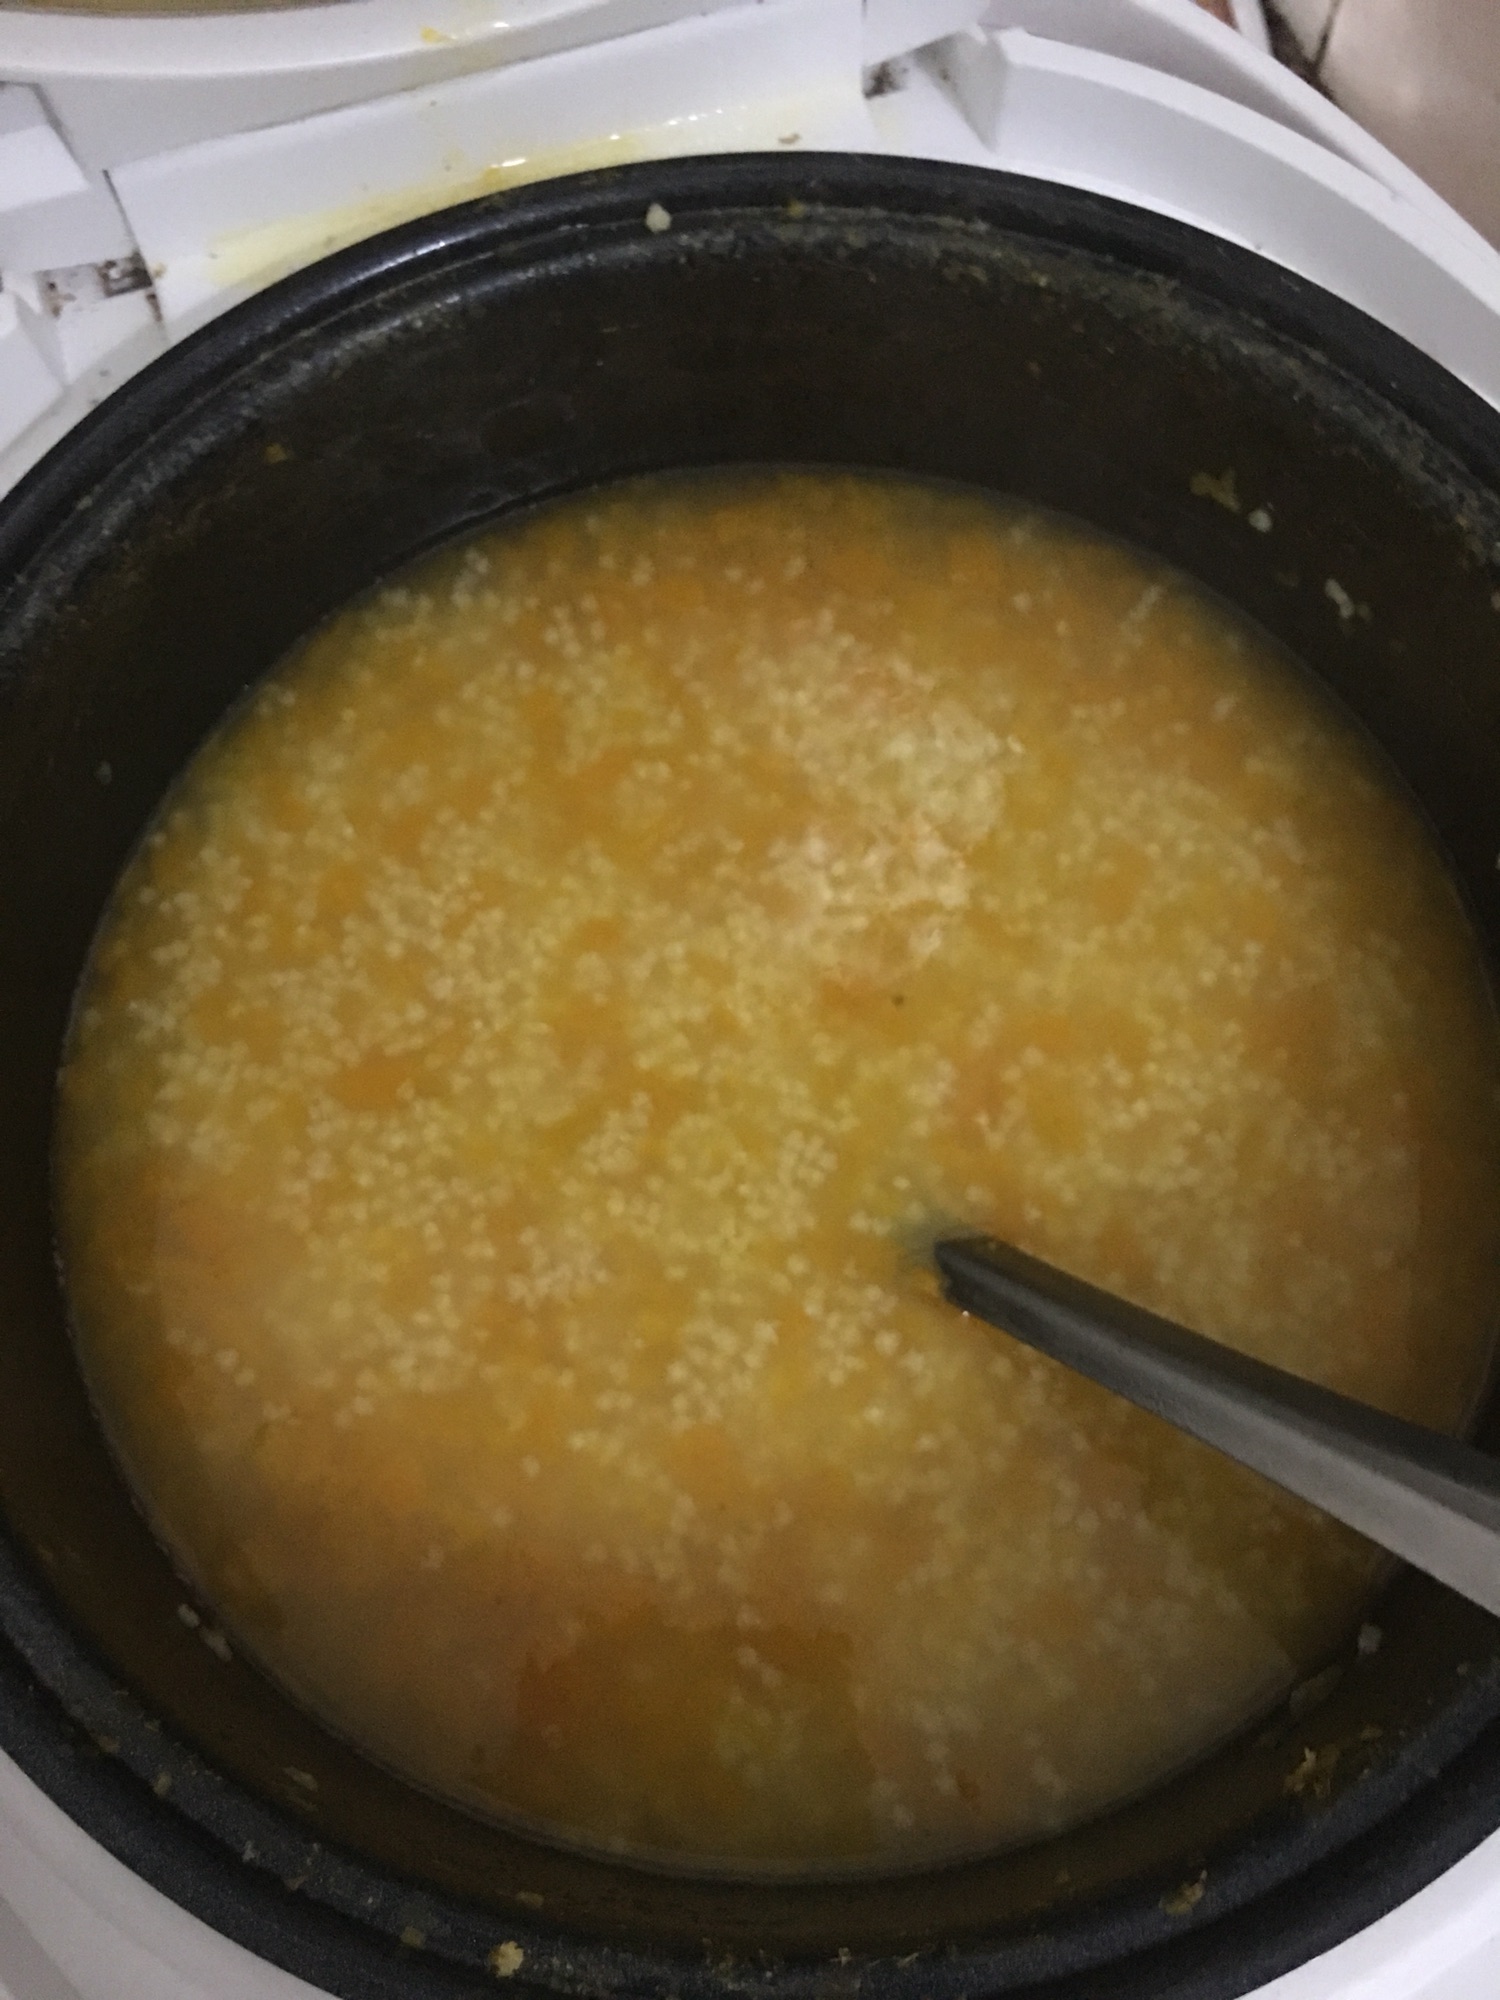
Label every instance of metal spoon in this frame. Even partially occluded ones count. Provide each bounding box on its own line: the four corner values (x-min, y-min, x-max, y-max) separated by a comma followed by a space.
933, 1234, 1500, 1619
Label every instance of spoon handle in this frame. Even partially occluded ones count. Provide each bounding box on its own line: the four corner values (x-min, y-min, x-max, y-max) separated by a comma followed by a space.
934, 1235, 1500, 1620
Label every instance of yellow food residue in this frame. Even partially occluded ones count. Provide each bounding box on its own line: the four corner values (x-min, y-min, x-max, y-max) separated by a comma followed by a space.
205, 130, 646, 297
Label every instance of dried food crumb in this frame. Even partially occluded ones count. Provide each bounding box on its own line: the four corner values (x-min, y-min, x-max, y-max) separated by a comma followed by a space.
1161, 1872, 1206, 1916
1285, 1744, 1340, 1799
1190, 468, 1239, 512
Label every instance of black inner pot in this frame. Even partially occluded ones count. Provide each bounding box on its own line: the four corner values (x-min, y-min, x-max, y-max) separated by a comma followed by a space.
2, 155, 1500, 2000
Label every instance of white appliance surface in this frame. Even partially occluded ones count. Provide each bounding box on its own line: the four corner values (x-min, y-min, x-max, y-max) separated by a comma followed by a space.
2, 0, 1499, 1993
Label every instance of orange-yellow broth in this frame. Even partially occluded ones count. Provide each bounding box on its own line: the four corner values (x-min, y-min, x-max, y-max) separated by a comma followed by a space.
56, 470, 1500, 1871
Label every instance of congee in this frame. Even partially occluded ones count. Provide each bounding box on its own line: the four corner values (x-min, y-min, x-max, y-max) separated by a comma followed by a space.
55, 470, 1500, 1871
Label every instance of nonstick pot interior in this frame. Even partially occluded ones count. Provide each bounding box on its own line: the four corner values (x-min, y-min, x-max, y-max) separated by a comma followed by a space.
2, 155, 1500, 2000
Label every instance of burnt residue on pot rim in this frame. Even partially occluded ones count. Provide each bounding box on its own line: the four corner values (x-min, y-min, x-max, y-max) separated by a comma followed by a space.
1, 153, 1500, 2000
